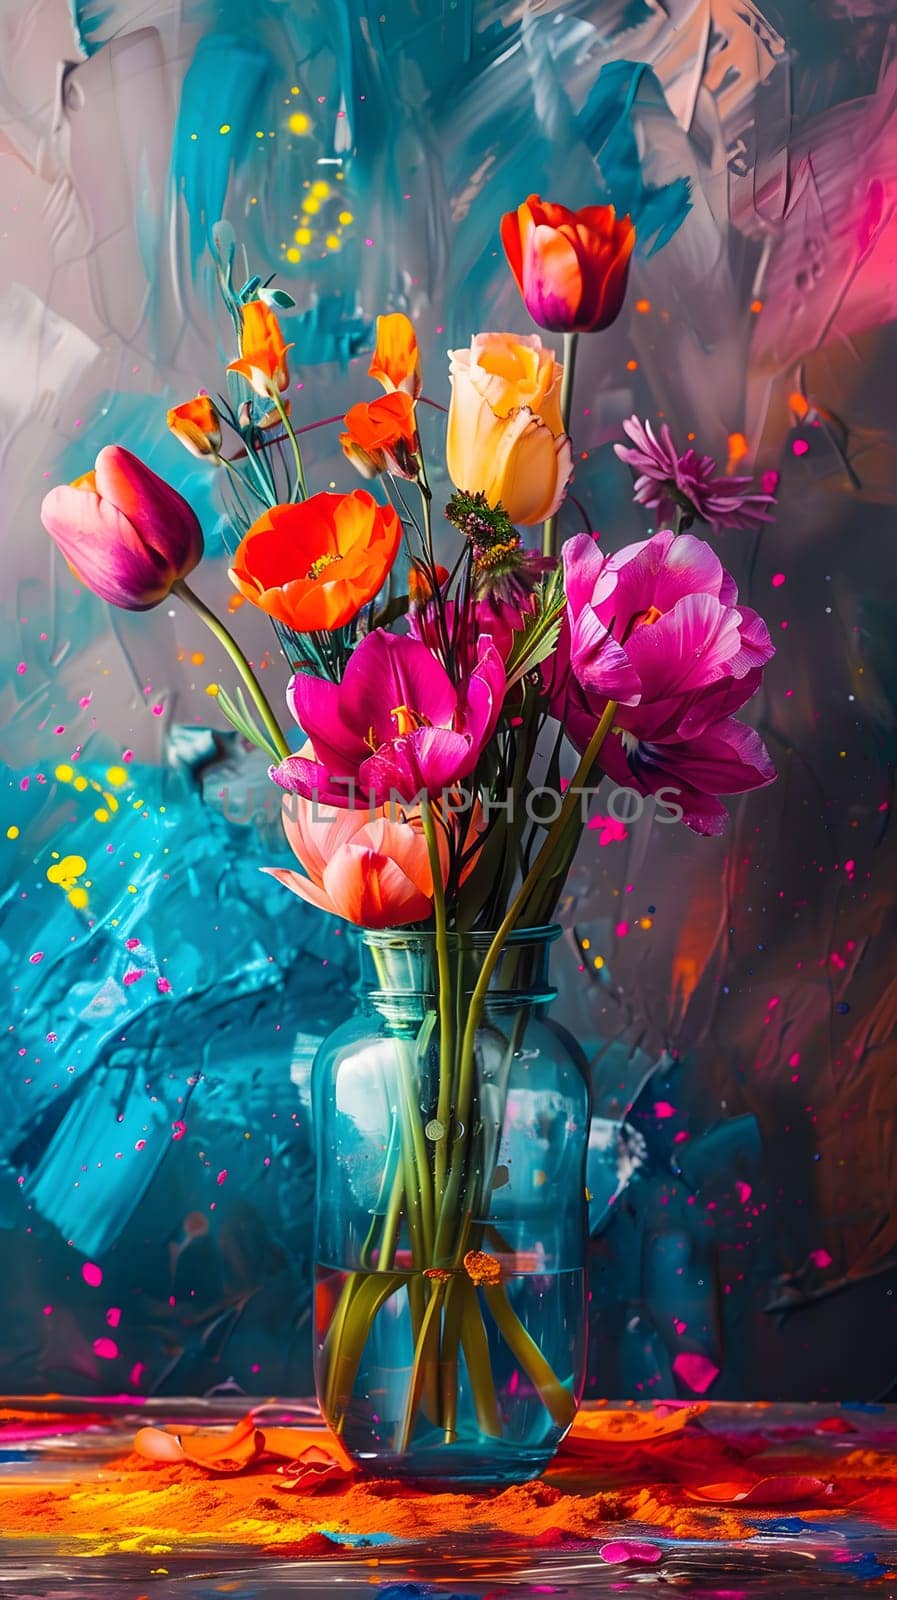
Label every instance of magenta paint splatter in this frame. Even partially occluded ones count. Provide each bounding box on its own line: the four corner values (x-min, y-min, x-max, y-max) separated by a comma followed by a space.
105, 1307, 121, 1327
81, 1262, 103, 1287
92, 1337, 119, 1360
171, 1120, 187, 1140
673, 1352, 720, 1393
28, 952, 44, 965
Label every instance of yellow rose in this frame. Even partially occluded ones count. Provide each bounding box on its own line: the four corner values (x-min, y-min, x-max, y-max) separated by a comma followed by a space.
446, 332, 573, 525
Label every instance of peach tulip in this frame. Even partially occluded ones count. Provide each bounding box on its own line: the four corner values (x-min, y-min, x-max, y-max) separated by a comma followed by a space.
446, 332, 573, 525
266, 787, 448, 928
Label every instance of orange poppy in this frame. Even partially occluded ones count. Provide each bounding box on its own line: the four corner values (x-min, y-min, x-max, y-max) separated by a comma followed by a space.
228, 490, 402, 632
339, 390, 419, 480
227, 300, 291, 396
368, 312, 421, 398
167, 395, 222, 459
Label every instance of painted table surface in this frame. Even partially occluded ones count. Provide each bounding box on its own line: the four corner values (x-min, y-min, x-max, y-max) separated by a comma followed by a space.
2, 1397, 897, 1599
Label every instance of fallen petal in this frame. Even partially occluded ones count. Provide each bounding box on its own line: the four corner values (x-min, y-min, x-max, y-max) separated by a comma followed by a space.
260, 1425, 354, 1470
276, 1445, 355, 1493
135, 1413, 265, 1473
599, 1540, 663, 1564
133, 1426, 185, 1463
687, 1475, 830, 1506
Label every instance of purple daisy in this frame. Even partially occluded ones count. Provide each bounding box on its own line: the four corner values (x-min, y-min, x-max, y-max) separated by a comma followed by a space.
614, 415, 777, 533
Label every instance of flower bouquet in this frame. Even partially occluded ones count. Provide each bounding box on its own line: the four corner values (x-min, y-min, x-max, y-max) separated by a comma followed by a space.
42, 197, 777, 1484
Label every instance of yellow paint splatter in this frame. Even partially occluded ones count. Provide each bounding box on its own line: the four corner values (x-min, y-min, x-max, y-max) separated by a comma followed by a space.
54, 764, 75, 783
106, 766, 128, 787
68, 888, 89, 910
6, 825, 19, 839
288, 112, 310, 135
47, 855, 88, 893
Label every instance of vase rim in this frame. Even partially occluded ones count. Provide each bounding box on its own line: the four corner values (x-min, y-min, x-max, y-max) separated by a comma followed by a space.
360, 923, 562, 951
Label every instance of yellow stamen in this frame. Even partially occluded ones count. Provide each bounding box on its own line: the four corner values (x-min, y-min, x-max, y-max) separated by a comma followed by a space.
306, 552, 341, 581
390, 704, 429, 735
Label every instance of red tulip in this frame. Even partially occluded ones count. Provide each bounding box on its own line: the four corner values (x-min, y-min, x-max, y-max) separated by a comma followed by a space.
40, 446, 203, 610
501, 195, 635, 334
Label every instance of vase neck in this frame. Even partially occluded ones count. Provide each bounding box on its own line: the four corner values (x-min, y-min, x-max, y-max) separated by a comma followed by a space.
359, 925, 560, 1011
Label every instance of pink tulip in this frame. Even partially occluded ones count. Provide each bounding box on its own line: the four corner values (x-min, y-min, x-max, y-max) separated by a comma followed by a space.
559, 530, 775, 834
270, 629, 505, 807
40, 445, 203, 610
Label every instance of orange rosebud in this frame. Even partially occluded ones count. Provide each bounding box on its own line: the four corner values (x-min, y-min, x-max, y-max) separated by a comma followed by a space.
368, 312, 421, 398
501, 195, 635, 334
408, 563, 449, 604
463, 1249, 502, 1286
227, 299, 291, 396
228, 489, 402, 632
340, 390, 420, 480
167, 395, 223, 460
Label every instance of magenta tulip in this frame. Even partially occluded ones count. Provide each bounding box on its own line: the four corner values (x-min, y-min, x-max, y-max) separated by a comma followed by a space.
558, 529, 775, 834
270, 629, 506, 807
40, 445, 203, 610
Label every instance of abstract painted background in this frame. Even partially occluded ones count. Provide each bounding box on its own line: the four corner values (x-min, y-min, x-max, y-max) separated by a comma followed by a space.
2, 0, 897, 1404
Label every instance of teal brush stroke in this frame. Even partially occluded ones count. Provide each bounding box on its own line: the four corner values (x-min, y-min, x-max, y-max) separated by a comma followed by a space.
578, 60, 692, 256
68, 0, 114, 55
173, 33, 278, 268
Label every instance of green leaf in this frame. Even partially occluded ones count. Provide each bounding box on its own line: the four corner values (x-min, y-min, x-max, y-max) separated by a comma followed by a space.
215, 685, 282, 762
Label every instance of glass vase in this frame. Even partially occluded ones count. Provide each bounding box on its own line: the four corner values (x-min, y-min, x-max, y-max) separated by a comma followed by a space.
311, 924, 590, 1487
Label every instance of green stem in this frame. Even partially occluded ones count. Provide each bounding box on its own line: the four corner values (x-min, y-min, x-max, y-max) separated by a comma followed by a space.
482, 1283, 575, 1428
542, 330, 578, 559
220, 452, 269, 509
359, 1119, 402, 1269
459, 1279, 503, 1437
269, 385, 308, 500
422, 802, 454, 1204
435, 698, 617, 1253
397, 1278, 447, 1453
370, 948, 434, 1263
172, 579, 291, 761
324, 1272, 405, 1429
